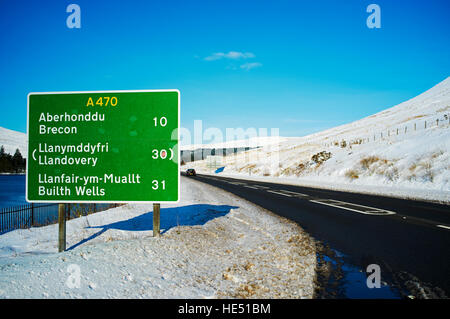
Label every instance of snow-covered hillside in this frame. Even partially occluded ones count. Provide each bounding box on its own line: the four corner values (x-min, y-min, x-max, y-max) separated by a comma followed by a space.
188, 77, 450, 202
0, 127, 27, 157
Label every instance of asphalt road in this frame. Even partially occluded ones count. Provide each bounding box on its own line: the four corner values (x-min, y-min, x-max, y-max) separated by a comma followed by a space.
184, 173, 450, 297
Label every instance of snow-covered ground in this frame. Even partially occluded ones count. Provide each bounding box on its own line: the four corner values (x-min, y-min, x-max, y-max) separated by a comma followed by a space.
0, 126, 27, 157
0, 177, 316, 298
187, 77, 450, 203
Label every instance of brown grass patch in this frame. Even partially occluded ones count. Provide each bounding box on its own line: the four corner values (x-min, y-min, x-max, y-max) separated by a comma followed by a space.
345, 169, 359, 179
360, 156, 380, 169
431, 150, 444, 159
436, 106, 450, 113
404, 114, 426, 121
244, 262, 255, 271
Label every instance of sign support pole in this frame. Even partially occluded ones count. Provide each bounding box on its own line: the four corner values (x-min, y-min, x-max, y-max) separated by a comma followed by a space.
58, 203, 66, 252
153, 203, 160, 237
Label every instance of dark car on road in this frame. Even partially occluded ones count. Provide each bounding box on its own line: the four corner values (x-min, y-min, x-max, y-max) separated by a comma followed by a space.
186, 169, 196, 176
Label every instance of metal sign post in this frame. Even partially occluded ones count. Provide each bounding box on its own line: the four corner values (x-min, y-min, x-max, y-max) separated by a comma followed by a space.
153, 203, 160, 237
58, 203, 66, 252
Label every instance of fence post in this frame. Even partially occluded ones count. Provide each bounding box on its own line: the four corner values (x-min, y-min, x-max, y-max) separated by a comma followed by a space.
31, 203, 34, 227
58, 204, 66, 252
414, 123, 416, 131
425, 121, 427, 129
153, 203, 160, 237
436, 119, 439, 126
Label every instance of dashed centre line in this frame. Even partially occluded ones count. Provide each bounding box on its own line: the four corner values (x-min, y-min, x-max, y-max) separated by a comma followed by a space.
197, 175, 448, 235
262, 188, 396, 216
309, 199, 396, 216
277, 190, 309, 197
267, 190, 293, 197
204, 176, 399, 217
227, 182, 247, 186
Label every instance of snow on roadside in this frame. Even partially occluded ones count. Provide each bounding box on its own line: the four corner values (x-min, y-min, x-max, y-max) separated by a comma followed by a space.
0, 177, 316, 298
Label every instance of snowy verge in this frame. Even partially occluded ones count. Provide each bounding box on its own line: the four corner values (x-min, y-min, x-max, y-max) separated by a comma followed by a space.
0, 177, 316, 298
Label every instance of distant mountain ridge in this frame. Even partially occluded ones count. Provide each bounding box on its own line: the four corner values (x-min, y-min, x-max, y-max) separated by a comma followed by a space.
0, 127, 27, 157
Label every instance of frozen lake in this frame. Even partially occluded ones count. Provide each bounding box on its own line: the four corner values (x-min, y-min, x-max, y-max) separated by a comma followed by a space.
0, 174, 26, 208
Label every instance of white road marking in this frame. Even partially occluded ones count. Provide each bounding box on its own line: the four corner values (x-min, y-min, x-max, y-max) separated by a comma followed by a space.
253, 185, 270, 189
227, 182, 247, 185
202, 177, 398, 217
437, 225, 450, 230
309, 199, 396, 216
267, 190, 292, 197
364, 210, 389, 214
278, 190, 309, 197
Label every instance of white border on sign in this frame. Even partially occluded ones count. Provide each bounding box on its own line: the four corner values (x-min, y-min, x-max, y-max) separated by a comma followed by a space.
26, 89, 181, 204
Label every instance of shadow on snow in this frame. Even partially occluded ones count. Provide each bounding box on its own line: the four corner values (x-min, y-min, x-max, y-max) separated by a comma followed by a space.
67, 204, 238, 251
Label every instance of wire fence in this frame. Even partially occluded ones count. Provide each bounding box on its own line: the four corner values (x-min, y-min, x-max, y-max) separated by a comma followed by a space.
323, 113, 450, 148
0, 203, 122, 234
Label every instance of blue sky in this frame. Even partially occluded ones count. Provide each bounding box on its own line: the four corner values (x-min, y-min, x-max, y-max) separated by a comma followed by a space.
0, 0, 449, 139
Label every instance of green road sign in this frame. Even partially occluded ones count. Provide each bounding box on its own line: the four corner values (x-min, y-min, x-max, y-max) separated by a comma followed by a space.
26, 90, 180, 203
